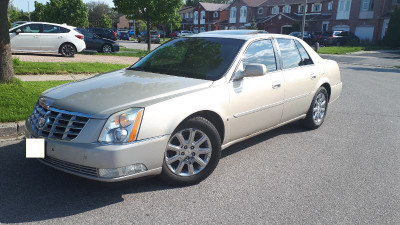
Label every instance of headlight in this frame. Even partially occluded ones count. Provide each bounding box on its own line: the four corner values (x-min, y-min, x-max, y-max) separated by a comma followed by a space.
99, 108, 144, 143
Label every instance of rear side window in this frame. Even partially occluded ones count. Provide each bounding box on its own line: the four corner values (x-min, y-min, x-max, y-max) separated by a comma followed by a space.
294, 40, 313, 66
276, 38, 302, 69
43, 25, 69, 33
242, 39, 277, 73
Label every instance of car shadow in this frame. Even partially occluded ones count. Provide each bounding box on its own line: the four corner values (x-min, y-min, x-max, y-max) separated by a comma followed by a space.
12, 52, 64, 57
0, 122, 306, 223
346, 66, 400, 73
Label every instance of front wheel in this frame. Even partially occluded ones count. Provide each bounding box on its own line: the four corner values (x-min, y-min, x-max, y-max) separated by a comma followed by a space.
60, 43, 76, 57
101, 44, 113, 53
160, 117, 221, 186
301, 87, 329, 130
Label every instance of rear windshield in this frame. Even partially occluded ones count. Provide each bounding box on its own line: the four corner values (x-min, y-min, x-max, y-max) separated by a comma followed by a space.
130, 37, 246, 81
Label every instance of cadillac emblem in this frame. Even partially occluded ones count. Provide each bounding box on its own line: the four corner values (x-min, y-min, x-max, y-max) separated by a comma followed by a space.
38, 116, 47, 128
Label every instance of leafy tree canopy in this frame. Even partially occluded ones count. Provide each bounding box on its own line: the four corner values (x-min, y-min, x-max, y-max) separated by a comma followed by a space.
31, 0, 89, 27
88, 1, 118, 27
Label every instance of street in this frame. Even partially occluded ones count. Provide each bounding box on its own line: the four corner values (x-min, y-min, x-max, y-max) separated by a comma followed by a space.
1, 63, 399, 224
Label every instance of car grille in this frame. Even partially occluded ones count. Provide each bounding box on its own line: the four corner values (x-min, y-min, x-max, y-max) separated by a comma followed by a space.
29, 102, 90, 141
41, 156, 99, 177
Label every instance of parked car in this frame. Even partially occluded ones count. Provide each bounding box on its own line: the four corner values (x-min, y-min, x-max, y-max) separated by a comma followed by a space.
288, 31, 314, 45
137, 30, 160, 43
26, 32, 342, 186
170, 31, 179, 39
118, 31, 130, 40
87, 27, 117, 41
177, 30, 193, 37
320, 30, 360, 46
11, 21, 28, 28
9, 22, 86, 57
76, 28, 119, 53
311, 31, 323, 43
128, 30, 135, 37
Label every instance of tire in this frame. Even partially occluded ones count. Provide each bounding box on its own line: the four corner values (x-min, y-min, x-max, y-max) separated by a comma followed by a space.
301, 87, 329, 130
160, 117, 221, 186
60, 43, 76, 57
137, 38, 141, 43
336, 41, 341, 46
101, 44, 113, 53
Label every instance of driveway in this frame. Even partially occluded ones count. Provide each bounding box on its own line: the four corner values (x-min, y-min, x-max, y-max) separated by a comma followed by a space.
12, 53, 138, 65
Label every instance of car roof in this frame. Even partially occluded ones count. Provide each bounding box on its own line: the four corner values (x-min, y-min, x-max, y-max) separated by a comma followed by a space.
12, 21, 75, 29
192, 30, 291, 41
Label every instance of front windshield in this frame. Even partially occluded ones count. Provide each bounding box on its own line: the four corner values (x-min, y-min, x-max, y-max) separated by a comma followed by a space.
130, 37, 246, 81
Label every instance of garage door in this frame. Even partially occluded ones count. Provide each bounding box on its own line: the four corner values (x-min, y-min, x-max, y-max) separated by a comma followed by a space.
355, 26, 374, 41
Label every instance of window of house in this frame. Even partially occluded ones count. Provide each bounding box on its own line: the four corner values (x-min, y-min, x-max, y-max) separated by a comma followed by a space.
231, 7, 237, 18
298, 4, 308, 13
201, 10, 205, 20
283, 5, 291, 13
242, 40, 277, 73
186, 13, 189, 18
240, 6, 247, 18
258, 7, 263, 14
214, 12, 218, 17
361, 0, 374, 11
328, 1, 333, 10
338, 0, 351, 12
194, 11, 198, 21
272, 6, 279, 14
276, 38, 302, 69
312, 3, 322, 12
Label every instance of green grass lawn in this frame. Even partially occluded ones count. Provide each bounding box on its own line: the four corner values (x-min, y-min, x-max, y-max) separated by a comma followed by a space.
318, 46, 395, 54
13, 58, 130, 75
0, 79, 71, 122
79, 50, 148, 57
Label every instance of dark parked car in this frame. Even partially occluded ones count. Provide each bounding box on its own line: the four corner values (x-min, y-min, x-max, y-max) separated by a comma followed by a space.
170, 31, 178, 39
137, 30, 160, 43
77, 28, 119, 53
87, 27, 117, 41
288, 31, 314, 45
320, 30, 360, 46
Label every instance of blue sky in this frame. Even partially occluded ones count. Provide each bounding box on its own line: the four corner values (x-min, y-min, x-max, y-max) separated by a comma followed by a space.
11, 0, 115, 12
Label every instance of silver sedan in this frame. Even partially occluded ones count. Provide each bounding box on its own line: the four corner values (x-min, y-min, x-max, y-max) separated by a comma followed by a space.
26, 31, 342, 186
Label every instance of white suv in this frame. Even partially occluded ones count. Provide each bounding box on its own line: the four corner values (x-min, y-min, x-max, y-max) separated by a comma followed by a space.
9, 22, 86, 57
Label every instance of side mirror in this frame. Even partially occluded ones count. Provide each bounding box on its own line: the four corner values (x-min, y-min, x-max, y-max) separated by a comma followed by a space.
235, 63, 267, 80
15, 29, 22, 35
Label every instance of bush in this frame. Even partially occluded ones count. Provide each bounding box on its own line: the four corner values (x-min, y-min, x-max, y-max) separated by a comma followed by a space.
383, 6, 400, 47
12, 58, 21, 66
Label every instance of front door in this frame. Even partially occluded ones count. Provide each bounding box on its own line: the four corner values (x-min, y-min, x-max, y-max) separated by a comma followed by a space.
227, 39, 284, 142
10, 23, 42, 51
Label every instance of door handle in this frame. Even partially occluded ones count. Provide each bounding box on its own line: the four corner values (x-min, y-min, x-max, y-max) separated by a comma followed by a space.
310, 74, 317, 80
272, 82, 281, 89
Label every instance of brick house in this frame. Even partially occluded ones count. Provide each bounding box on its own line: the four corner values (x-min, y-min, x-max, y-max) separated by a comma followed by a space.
179, 6, 195, 31
252, 0, 399, 42
227, 0, 268, 29
192, 2, 230, 33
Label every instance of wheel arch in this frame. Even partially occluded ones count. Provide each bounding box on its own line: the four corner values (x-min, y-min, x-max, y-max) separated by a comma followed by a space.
321, 83, 331, 101
58, 42, 77, 53
177, 110, 225, 144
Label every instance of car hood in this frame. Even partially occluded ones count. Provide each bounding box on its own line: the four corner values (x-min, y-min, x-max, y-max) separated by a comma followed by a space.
42, 69, 213, 118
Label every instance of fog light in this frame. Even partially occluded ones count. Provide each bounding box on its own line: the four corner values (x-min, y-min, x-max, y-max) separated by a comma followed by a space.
98, 163, 147, 178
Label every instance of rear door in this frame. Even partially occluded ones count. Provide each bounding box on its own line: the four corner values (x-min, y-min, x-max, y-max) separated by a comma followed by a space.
41, 24, 69, 52
276, 38, 319, 122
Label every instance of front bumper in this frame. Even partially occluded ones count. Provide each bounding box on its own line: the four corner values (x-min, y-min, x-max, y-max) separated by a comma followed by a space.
25, 120, 169, 182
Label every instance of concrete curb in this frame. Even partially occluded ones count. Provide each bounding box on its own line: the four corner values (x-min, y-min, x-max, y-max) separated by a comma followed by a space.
0, 121, 25, 138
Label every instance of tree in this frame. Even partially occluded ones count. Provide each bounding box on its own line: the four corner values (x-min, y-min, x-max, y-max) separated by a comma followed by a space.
88, 1, 118, 27
98, 14, 112, 28
1, 0, 15, 83
114, 0, 182, 51
383, 6, 400, 47
186, 0, 233, 7
31, 0, 89, 27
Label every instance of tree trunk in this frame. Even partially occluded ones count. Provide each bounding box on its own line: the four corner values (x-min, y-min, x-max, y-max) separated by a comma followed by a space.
0, 0, 14, 83
146, 19, 151, 52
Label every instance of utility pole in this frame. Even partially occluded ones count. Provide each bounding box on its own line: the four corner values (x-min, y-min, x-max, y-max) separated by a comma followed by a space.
28, 1, 31, 21
301, 0, 307, 39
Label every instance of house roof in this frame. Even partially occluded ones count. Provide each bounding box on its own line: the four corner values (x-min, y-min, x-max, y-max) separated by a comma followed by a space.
180, 6, 195, 14
261, 0, 328, 6
199, 2, 229, 11
241, 0, 268, 7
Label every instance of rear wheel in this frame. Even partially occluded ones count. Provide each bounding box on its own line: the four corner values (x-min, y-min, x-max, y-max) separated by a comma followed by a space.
301, 87, 329, 130
60, 43, 76, 57
160, 117, 221, 186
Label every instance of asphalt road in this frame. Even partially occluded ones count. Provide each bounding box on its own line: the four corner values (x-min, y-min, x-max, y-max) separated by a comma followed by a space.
118, 40, 161, 51
1, 64, 400, 224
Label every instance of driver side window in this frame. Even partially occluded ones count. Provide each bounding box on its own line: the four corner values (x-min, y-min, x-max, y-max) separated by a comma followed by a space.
20, 24, 41, 33
242, 39, 277, 73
